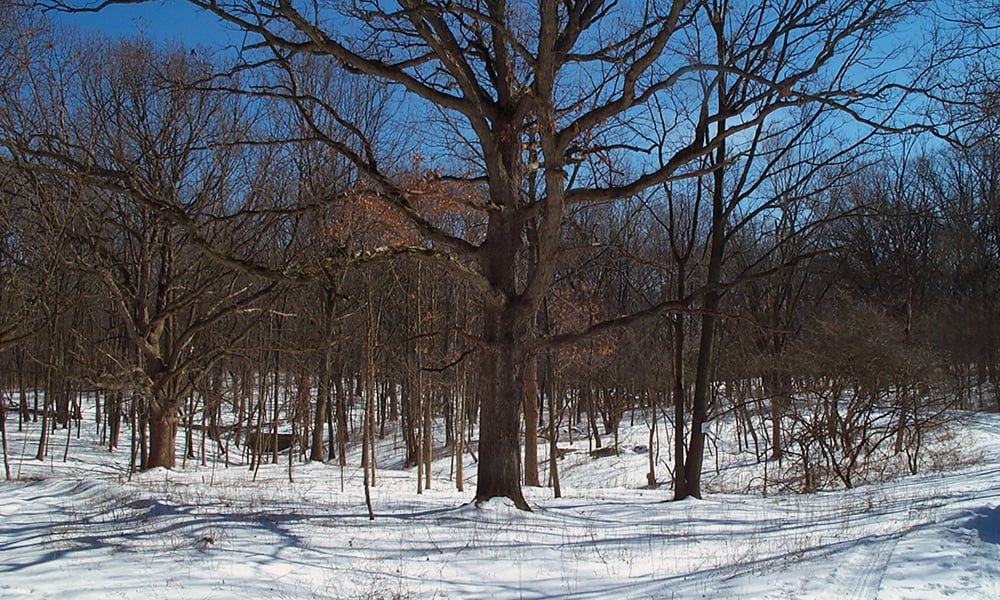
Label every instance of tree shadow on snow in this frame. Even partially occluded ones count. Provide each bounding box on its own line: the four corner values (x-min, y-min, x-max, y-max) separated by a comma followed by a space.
0, 483, 320, 576
965, 506, 1000, 544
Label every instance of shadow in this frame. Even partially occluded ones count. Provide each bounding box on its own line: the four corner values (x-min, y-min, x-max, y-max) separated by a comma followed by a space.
965, 506, 1000, 544
0, 479, 321, 575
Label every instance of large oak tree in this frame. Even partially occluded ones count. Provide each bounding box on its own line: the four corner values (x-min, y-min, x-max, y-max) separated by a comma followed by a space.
38, 0, 950, 507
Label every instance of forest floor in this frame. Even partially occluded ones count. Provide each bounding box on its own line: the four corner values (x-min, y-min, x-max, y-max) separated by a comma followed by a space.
1, 404, 998, 599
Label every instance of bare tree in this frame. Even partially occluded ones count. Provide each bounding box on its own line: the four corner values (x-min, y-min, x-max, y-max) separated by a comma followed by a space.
1, 32, 280, 468
40, 0, 957, 507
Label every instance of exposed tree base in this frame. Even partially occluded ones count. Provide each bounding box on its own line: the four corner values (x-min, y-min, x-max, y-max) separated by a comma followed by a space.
668, 494, 702, 502
474, 491, 532, 512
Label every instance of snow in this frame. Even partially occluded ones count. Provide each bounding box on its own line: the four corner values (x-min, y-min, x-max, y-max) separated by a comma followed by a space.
1, 406, 998, 599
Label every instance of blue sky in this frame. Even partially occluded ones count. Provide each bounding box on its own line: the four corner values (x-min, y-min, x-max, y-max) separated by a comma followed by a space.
51, 2, 241, 50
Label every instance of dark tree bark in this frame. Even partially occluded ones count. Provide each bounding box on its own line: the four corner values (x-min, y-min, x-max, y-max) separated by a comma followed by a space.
476, 328, 530, 510
523, 354, 540, 487
1, 395, 11, 480
146, 401, 178, 469
475, 248, 536, 508
311, 285, 337, 462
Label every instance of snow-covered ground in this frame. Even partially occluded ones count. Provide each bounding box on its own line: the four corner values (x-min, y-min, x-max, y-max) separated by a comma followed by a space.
1, 404, 998, 599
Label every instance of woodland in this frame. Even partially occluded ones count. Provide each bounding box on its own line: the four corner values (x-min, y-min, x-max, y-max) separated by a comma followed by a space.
1, 0, 1000, 515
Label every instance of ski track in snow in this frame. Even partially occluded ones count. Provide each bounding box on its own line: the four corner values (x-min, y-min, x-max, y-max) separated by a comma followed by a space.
841, 533, 898, 600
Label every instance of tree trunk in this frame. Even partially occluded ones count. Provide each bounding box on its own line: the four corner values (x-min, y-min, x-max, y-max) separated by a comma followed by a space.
35, 369, 51, 461
679, 158, 725, 499
146, 400, 178, 469
476, 349, 529, 509
671, 250, 689, 498
523, 354, 540, 487
473, 199, 540, 510
455, 385, 465, 493
546, 356, 561, 498
311, 369, 332, 463
335, 373, 348, 465
679, 21, 728, 500
769, 371, 789, 462
1, 397, 11, 480
585, 387, 601, 450
108, 391, 122, 451
681, 295, 719, 500
423, 387, 433, 491
647, 390, 658, 488
17, 352, 29, 429
404, 369, 421, 469
312, 286, 336, 462
475, 303, 530, 509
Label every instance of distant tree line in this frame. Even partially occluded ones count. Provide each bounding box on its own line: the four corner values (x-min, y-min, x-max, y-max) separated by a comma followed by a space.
1, 0, 998, 504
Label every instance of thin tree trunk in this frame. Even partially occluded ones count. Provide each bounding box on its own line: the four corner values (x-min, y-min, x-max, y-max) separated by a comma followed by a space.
455, 382, 465, 493
62, 387, 76, 462
415, 263, 425, 491
585, 387, 601, 450
679, 15, 728, 500
183, 394, 195, 466
271, 342, 281, 465
200, 395, 207, 467
35, 371, 51, 462
1, 395, 11, 479
416, 368, 424, 494
98, 390, 106, 446
251, 366, 268, 473
547, 359, 562, 498
335, 372, 347, 466
769, 372, 788, 462
139, 398, 149, 469
109, 391, 122, 451
647, 389, 658, 488
672, 307, 687, 497
523, 354, 540, 486
423, 387, 432, 491
312, 286, 336, 462
362, 282, 376, 520
129, 395, 139, 475
17, 351, 29, 430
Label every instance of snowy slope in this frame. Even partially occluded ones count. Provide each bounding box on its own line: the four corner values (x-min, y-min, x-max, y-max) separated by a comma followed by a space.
1, 406, 998, 599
